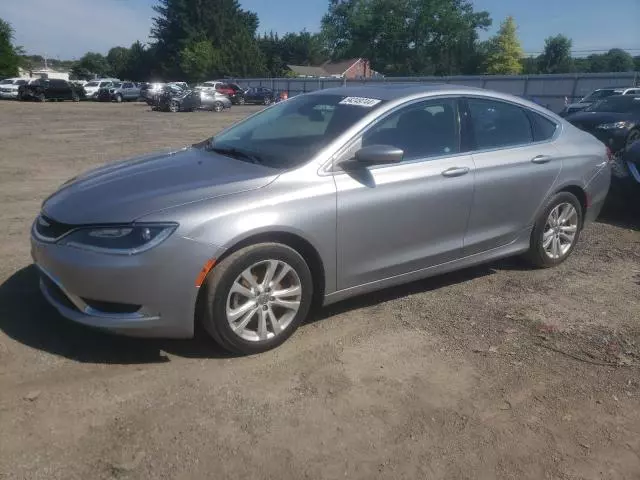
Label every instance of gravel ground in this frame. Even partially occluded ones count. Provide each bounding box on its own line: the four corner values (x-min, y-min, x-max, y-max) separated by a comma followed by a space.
0, 100, 639, 480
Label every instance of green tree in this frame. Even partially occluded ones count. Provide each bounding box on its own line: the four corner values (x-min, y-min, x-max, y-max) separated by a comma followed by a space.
320, 0, 491, 76
605, 48, 634, 72
521, 56, 539, 74
73, 52, 112, 78
151, 0, 264, 80
485, 16, 523, 74
538, 35, 573, 73
635, 56, 640, 71
0, 18, 21, 78
179, 40, 219, 82
107, 46, 130, 79
585, 53, 608, 72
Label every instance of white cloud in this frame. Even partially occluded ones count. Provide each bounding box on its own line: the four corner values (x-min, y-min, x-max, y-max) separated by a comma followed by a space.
0, 0, 155, 59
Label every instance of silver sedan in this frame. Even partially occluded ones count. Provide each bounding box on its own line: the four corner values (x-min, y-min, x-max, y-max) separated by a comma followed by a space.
31, 85, 611, 354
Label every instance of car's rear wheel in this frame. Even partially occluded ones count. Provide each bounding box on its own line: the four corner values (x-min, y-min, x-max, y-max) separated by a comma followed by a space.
200, 243, 313, 355
626, 129, 640, 149
525, 192, 582, 268
213, 101, 223, 112
37, 93, 45, 102
72, 92, 79, 102
263, 97, 271, 105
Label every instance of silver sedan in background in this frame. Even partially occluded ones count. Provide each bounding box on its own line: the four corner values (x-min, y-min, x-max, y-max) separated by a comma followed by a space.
31, 85, 611, 354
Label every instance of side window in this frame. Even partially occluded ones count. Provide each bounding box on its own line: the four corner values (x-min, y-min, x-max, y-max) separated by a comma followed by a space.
467, 98, 533, 150
362, 98, 460, 160
529, 111, 558, 142
123, 82, 133, 89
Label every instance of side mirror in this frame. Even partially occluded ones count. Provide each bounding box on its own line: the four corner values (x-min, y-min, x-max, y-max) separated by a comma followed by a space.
352, 144, 404, 166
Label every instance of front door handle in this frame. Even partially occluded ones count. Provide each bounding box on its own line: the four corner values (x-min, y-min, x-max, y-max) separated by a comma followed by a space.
441, 166, 470, 178
531, 155, 553, 164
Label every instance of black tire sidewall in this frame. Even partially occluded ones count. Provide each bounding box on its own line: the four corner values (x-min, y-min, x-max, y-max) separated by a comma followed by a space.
202, 243, 313, 355
528, 192, 583, 268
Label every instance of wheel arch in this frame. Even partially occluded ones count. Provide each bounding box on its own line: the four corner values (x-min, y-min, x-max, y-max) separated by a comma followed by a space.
555, 184, 588, 223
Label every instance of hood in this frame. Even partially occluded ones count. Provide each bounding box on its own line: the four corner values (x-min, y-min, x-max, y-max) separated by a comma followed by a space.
566, 111, 637, 129
42, 147, 279, 224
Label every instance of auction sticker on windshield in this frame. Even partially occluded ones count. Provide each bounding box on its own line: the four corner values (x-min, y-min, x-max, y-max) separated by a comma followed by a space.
339, 97, 382, 107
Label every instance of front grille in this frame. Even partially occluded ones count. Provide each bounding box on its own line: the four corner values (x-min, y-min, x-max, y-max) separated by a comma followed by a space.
41, 274, 79, 312
35, 215, 75, 241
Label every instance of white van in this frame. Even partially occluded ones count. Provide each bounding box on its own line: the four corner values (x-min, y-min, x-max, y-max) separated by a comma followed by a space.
83, 78, 120, 99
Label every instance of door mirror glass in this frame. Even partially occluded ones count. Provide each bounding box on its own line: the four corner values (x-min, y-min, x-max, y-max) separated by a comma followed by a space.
354, 144, 404, 166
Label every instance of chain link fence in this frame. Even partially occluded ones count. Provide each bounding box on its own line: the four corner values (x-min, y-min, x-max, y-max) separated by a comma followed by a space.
231, 72, 640, 114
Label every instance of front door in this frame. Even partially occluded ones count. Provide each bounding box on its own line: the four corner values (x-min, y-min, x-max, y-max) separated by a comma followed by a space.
335, 97, 475, 290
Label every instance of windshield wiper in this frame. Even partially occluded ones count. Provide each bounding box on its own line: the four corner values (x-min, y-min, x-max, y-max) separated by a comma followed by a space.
209, 146, 263, 165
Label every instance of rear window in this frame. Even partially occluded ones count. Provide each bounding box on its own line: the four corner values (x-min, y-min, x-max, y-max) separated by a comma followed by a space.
529, 112, 558, 142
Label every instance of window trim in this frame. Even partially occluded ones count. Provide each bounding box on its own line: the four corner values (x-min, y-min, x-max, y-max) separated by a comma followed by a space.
462, 95, 561, 155
326, 95, 467, 174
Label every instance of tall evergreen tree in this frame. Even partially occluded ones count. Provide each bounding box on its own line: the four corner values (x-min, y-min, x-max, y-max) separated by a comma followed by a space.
151, 0, 265, 80
485, 16, 523, 74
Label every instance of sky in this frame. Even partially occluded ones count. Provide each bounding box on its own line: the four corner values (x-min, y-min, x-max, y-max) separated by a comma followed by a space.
0, 0, 638, 60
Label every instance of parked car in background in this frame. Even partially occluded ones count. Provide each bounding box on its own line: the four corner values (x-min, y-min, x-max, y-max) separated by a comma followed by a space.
559, 87, 640, 117
31, 85, 611, 354
83, 79, 120, 100
97, 81, 141, 102
196, 81, 235, 97
618, 139, 640, 190
566, 95, 640, 156
157, 88, 231, 112
18, 78, 85, 102
0, 78, 31, 99
242, 86, 280, 105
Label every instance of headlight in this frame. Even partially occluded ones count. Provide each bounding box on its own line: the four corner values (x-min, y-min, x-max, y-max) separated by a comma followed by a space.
597, 121, 633, 130
59, 223, 177, 255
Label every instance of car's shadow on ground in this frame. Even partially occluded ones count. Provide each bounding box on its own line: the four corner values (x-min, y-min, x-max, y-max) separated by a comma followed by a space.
597, 182, 640, 231
0, 265, 235, 364
0, 261, 510, 365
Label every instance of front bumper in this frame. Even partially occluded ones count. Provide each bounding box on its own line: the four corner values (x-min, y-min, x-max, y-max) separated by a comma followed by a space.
31, 229, 219, 338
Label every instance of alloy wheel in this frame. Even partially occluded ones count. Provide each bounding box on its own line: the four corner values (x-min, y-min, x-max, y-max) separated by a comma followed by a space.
169, 101, 179, 113
542, 202, 578, 259
225, 259, 302, 342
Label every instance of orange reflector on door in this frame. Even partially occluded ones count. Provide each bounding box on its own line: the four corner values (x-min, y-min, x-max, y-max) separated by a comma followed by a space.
195, 259, 216, 287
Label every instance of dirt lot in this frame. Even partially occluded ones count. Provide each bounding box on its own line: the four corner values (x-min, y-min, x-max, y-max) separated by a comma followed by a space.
0, 100, 639, 480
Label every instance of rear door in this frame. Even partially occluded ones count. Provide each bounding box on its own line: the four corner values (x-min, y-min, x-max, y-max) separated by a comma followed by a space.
462, 97, 562, 256
122, 82, 134, 99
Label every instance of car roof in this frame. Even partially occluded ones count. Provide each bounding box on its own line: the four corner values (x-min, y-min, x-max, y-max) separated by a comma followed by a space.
313, 83, 488, 101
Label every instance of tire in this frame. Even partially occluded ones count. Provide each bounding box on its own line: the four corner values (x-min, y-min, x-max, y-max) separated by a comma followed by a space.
237, 96, 245, 105
37, 93, 46, 103
72, 92, 79, 102
626, 129, 640, 149
263, 97, 271, 106
169, 101, 180, 113
200, 243, 313, 355
115, 94, 123, 103
213, 101, 223, 112
524, 192, 583, 268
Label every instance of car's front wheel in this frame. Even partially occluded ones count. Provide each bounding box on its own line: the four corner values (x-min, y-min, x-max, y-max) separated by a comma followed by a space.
525, 192, 582, 268
168, 101, 180, 113
200, 243, 313, 354
115, 94, 123, 103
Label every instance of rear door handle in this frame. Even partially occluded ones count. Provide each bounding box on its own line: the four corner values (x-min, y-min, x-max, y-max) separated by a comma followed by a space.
441, 167, 470, 178
531, 155, 553, 164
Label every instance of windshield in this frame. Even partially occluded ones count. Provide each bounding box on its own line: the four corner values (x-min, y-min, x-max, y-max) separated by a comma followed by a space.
209, 93, 387, 169
86, 81, 99, 87
586, 96, 640, 113
582, 89, 620, 102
